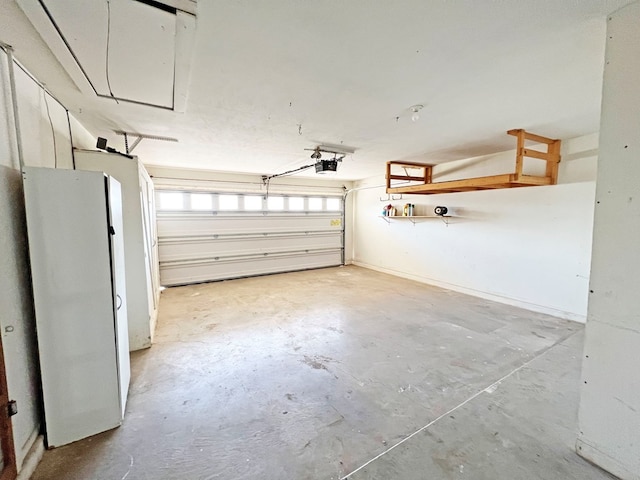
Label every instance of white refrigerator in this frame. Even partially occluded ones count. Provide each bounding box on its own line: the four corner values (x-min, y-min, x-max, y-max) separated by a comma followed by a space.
23, 167, 130, 448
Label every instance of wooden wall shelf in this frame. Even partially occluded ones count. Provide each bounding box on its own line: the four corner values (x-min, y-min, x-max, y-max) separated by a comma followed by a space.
386, 129, 561, 195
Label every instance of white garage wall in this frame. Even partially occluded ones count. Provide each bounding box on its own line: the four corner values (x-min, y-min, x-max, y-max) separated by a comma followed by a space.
352, 133, 599, 322
578, 3, 640, 478
0, 48, 94, 471
69, 114, 97, 151
13, 66, 71, 169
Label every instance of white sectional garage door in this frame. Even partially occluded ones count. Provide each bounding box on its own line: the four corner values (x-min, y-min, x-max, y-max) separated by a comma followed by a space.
156, 190, 344, 286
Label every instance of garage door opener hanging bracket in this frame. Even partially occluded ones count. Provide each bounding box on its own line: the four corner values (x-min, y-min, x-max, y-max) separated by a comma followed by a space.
113, 130, 178, 154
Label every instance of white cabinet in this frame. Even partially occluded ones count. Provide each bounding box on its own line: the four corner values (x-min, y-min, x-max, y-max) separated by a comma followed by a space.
23, 167, 130, 448
75, 150, 160, 351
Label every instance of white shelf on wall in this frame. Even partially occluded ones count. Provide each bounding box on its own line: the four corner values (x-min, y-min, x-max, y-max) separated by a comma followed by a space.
378, 215, 451, 225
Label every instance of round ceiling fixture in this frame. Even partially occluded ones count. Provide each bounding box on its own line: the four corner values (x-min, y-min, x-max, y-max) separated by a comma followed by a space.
410, 104, 424, 122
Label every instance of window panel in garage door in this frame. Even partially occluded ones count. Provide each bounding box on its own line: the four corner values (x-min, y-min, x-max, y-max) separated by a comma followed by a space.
156, 191, 344, 286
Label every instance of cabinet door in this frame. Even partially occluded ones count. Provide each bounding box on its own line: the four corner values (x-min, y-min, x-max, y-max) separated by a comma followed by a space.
24, 168, 121, 447
148, 180, 160, 302
106, 177, 131, 417
139, 173, 157, 314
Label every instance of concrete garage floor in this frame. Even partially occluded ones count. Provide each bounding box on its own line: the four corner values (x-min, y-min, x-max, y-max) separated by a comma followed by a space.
32, 266, 614, 480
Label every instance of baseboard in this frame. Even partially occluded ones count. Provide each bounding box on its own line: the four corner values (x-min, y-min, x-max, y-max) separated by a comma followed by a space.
352, 261, 587, 323
16, 434, 44, 480
576, 438, 639, 480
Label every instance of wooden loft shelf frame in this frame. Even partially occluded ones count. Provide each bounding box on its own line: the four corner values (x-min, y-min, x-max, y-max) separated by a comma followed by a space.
386, 129, 561, 195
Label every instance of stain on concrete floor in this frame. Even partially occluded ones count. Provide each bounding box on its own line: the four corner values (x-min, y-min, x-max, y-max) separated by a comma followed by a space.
30, 266, 611, 480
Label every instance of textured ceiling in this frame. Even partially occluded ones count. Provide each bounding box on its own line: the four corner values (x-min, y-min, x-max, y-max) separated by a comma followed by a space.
1, 0, 634, 179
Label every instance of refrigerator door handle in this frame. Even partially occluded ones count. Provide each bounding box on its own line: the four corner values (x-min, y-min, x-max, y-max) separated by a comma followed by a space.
116, 295, 123, 311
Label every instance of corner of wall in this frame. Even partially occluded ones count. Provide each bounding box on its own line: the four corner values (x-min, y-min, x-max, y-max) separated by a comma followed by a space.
351, 133, 598, 321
